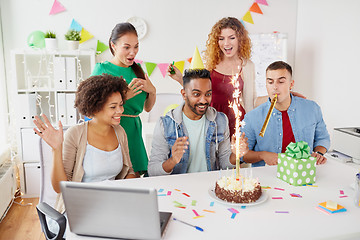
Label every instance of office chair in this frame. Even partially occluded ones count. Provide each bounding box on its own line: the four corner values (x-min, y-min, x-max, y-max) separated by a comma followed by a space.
36, 137, 66, 240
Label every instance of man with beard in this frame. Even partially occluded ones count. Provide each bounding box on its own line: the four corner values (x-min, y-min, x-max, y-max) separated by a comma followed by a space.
148, 69, 248, 176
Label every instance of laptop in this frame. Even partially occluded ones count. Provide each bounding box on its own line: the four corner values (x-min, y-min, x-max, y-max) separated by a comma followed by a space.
60, 181, 172, 240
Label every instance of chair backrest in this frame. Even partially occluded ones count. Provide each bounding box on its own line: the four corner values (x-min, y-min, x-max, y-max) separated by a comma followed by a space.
147, 93, 183, 122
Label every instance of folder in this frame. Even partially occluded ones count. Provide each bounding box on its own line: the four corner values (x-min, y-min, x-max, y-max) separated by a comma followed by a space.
57, 93, 67, 125
21, 128, 41, 162
65, 57, 77, 90
66, 93, 77, 125
17, 93, 37, 126
53, 57, 66, 90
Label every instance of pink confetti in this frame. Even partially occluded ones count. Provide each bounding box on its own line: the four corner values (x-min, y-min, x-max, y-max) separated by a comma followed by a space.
340, 190, 344, 195
192, 209, 200, 216
274, 187, 285, 191
167, 191, 171, 196
275, 211, 289, 213
230, 208, 239, 213
272, 197, 283, 199
339, 195, 348, 198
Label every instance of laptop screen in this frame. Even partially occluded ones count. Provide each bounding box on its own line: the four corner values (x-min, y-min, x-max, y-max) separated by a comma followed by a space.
60, 181, 171, 240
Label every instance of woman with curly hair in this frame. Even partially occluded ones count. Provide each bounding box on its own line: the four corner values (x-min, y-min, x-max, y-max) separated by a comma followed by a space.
91, 22, 156, 176
169, 17, 257, 137
33, 74, 136, 213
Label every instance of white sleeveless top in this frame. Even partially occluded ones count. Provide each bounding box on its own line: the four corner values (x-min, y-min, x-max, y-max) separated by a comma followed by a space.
82, 130, 123, 182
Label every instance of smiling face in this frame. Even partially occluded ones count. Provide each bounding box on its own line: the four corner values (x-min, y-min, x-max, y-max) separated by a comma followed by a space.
218, 28, 239, 59
181, 78, 212, 120
111, 33, 139, 67
266, 68, 294, 110
93, 92, 124, 125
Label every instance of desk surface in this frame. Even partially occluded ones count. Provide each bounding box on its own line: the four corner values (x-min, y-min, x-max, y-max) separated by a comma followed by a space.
67, 160, 360, 240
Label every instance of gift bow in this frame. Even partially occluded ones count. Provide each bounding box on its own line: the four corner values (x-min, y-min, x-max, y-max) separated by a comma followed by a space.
285, 141, 310, 159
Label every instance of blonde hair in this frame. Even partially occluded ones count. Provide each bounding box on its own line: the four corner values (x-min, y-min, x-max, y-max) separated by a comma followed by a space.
204, 17, 251, 71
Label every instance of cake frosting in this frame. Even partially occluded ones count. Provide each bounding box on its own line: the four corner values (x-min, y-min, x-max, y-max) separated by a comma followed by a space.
215, 175, 262, 203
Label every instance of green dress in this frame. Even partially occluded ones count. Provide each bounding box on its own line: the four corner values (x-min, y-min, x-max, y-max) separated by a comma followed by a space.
91, 61, 148, 172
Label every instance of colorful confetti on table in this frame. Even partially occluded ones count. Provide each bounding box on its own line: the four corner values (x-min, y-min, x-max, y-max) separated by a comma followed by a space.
182, 193, 190, 197
203, 209, 215, 213
210, 202, 214, 207
167, 191, 172, 196
158, 194, 167, 196
275, 211, 289, 214
272, 197, 283, 199
158, 188, 164, 192
191, 200, 197, 206
274, 187, 285, 191
290, 193, 302, 198
261, 186, 271, 189
231, 213, 237, 219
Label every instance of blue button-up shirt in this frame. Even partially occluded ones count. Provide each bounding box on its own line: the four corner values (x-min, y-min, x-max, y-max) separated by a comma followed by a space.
242, 95, 330, 167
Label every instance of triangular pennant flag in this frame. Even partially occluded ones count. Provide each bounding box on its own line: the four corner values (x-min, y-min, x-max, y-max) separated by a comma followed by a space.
250, 3, 263, 14
145, 62, 157, 76
255, 0, 268, 6
187, 57, 192, 63
70, 19, 82, 31
134, 59, 143, 64
49, 0, 66, 15
96, 40, 109, 54
242, 11, 254, 24
174, 61, 185, 74
189, 46, 205, 69
79, 28, 94, 43
157, 63, 169, 78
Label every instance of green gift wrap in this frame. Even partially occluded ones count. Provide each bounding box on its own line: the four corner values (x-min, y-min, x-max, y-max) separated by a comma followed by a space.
277, 141, 316, 186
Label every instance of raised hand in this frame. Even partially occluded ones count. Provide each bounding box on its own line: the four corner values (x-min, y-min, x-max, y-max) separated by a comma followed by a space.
126, 78, 144, 100
141, 74, 156, 95
33, 114, 63, 150
170, 136, 189, 164
167, 64, 183, 86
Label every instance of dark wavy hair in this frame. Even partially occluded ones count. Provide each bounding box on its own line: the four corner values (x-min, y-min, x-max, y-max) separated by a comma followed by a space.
109, 22, 145, 79
75, 74, 128, 117
266, 61, 293, 76
182, 69, 211, 87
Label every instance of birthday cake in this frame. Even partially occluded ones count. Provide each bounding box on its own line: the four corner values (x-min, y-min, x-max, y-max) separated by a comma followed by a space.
215, 175, 262, 203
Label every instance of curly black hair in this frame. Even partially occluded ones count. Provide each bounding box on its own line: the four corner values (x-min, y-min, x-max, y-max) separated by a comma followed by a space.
75, 74, 128, 117
182, 69, 211, 87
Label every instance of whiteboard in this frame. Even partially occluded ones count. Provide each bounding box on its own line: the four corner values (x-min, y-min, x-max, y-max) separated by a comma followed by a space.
250, 33, 287, 97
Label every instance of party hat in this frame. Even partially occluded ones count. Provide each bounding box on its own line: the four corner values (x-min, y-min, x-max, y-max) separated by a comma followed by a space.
189, 46, 204, 69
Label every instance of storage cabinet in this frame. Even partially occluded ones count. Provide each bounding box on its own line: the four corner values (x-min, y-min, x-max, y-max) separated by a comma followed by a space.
9, 49, 95, 197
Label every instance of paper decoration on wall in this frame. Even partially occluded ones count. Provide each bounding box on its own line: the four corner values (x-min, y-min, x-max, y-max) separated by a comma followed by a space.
174, 61, 185, 74
255, 0, 268, 6
157, 63, 169, 78
242, 11, 254, 24
49, 0, 66, 15
250, 3, 263, 14
145, 62, 157, 76
80, 28, 94, 43
187, 58, 192, 63
70, 19, 82, 31
135, 59, 143, 64
96, 40, 109, 54
189, 46, 204, 69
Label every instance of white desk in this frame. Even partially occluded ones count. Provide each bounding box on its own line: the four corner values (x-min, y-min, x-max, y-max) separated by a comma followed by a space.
67, 159, 360, 240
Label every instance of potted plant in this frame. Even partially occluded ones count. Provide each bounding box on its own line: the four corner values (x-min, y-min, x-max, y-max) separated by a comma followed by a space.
64, 29, 81, 50
44, 30, 57, 50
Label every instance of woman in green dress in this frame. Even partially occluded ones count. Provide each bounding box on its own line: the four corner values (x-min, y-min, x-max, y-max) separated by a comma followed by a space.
91, 23, 156, 176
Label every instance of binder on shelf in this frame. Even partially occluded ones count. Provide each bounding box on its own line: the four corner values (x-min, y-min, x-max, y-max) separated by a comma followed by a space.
65, 93, 77, 125
57, 93, 67, 125
65, 57, 77, 90
21, 128, 41, 162
17, 93, 37, 126
53, 57, 66, 90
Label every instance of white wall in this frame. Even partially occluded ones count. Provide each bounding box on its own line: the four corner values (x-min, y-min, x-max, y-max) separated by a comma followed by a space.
1, 0, 298, 95
295, 0, 360, 147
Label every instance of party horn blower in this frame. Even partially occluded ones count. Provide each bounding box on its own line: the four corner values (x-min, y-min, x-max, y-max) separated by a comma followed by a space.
259, 94, 277, 137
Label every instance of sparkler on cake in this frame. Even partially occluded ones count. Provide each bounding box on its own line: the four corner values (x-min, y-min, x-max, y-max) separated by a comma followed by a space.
214, 67, 262, 203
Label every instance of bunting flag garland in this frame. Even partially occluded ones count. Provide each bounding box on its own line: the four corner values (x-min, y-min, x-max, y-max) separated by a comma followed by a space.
70, 19, 82, 31
255, 0, 268, 6
174, 61, 185, 74
187, 57, 192, 63
96, 40, 109, 54
250, 3, 263, 14
80, 28, 94, 43
49, 0, 66, 15
145, 62, 157, 76
157, 63, 169, 78
242, 11, 254, 24
135, 59, 143, 64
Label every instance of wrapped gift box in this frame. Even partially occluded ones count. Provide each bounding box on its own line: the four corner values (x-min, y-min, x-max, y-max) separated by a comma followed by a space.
277, 141, 316, 186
